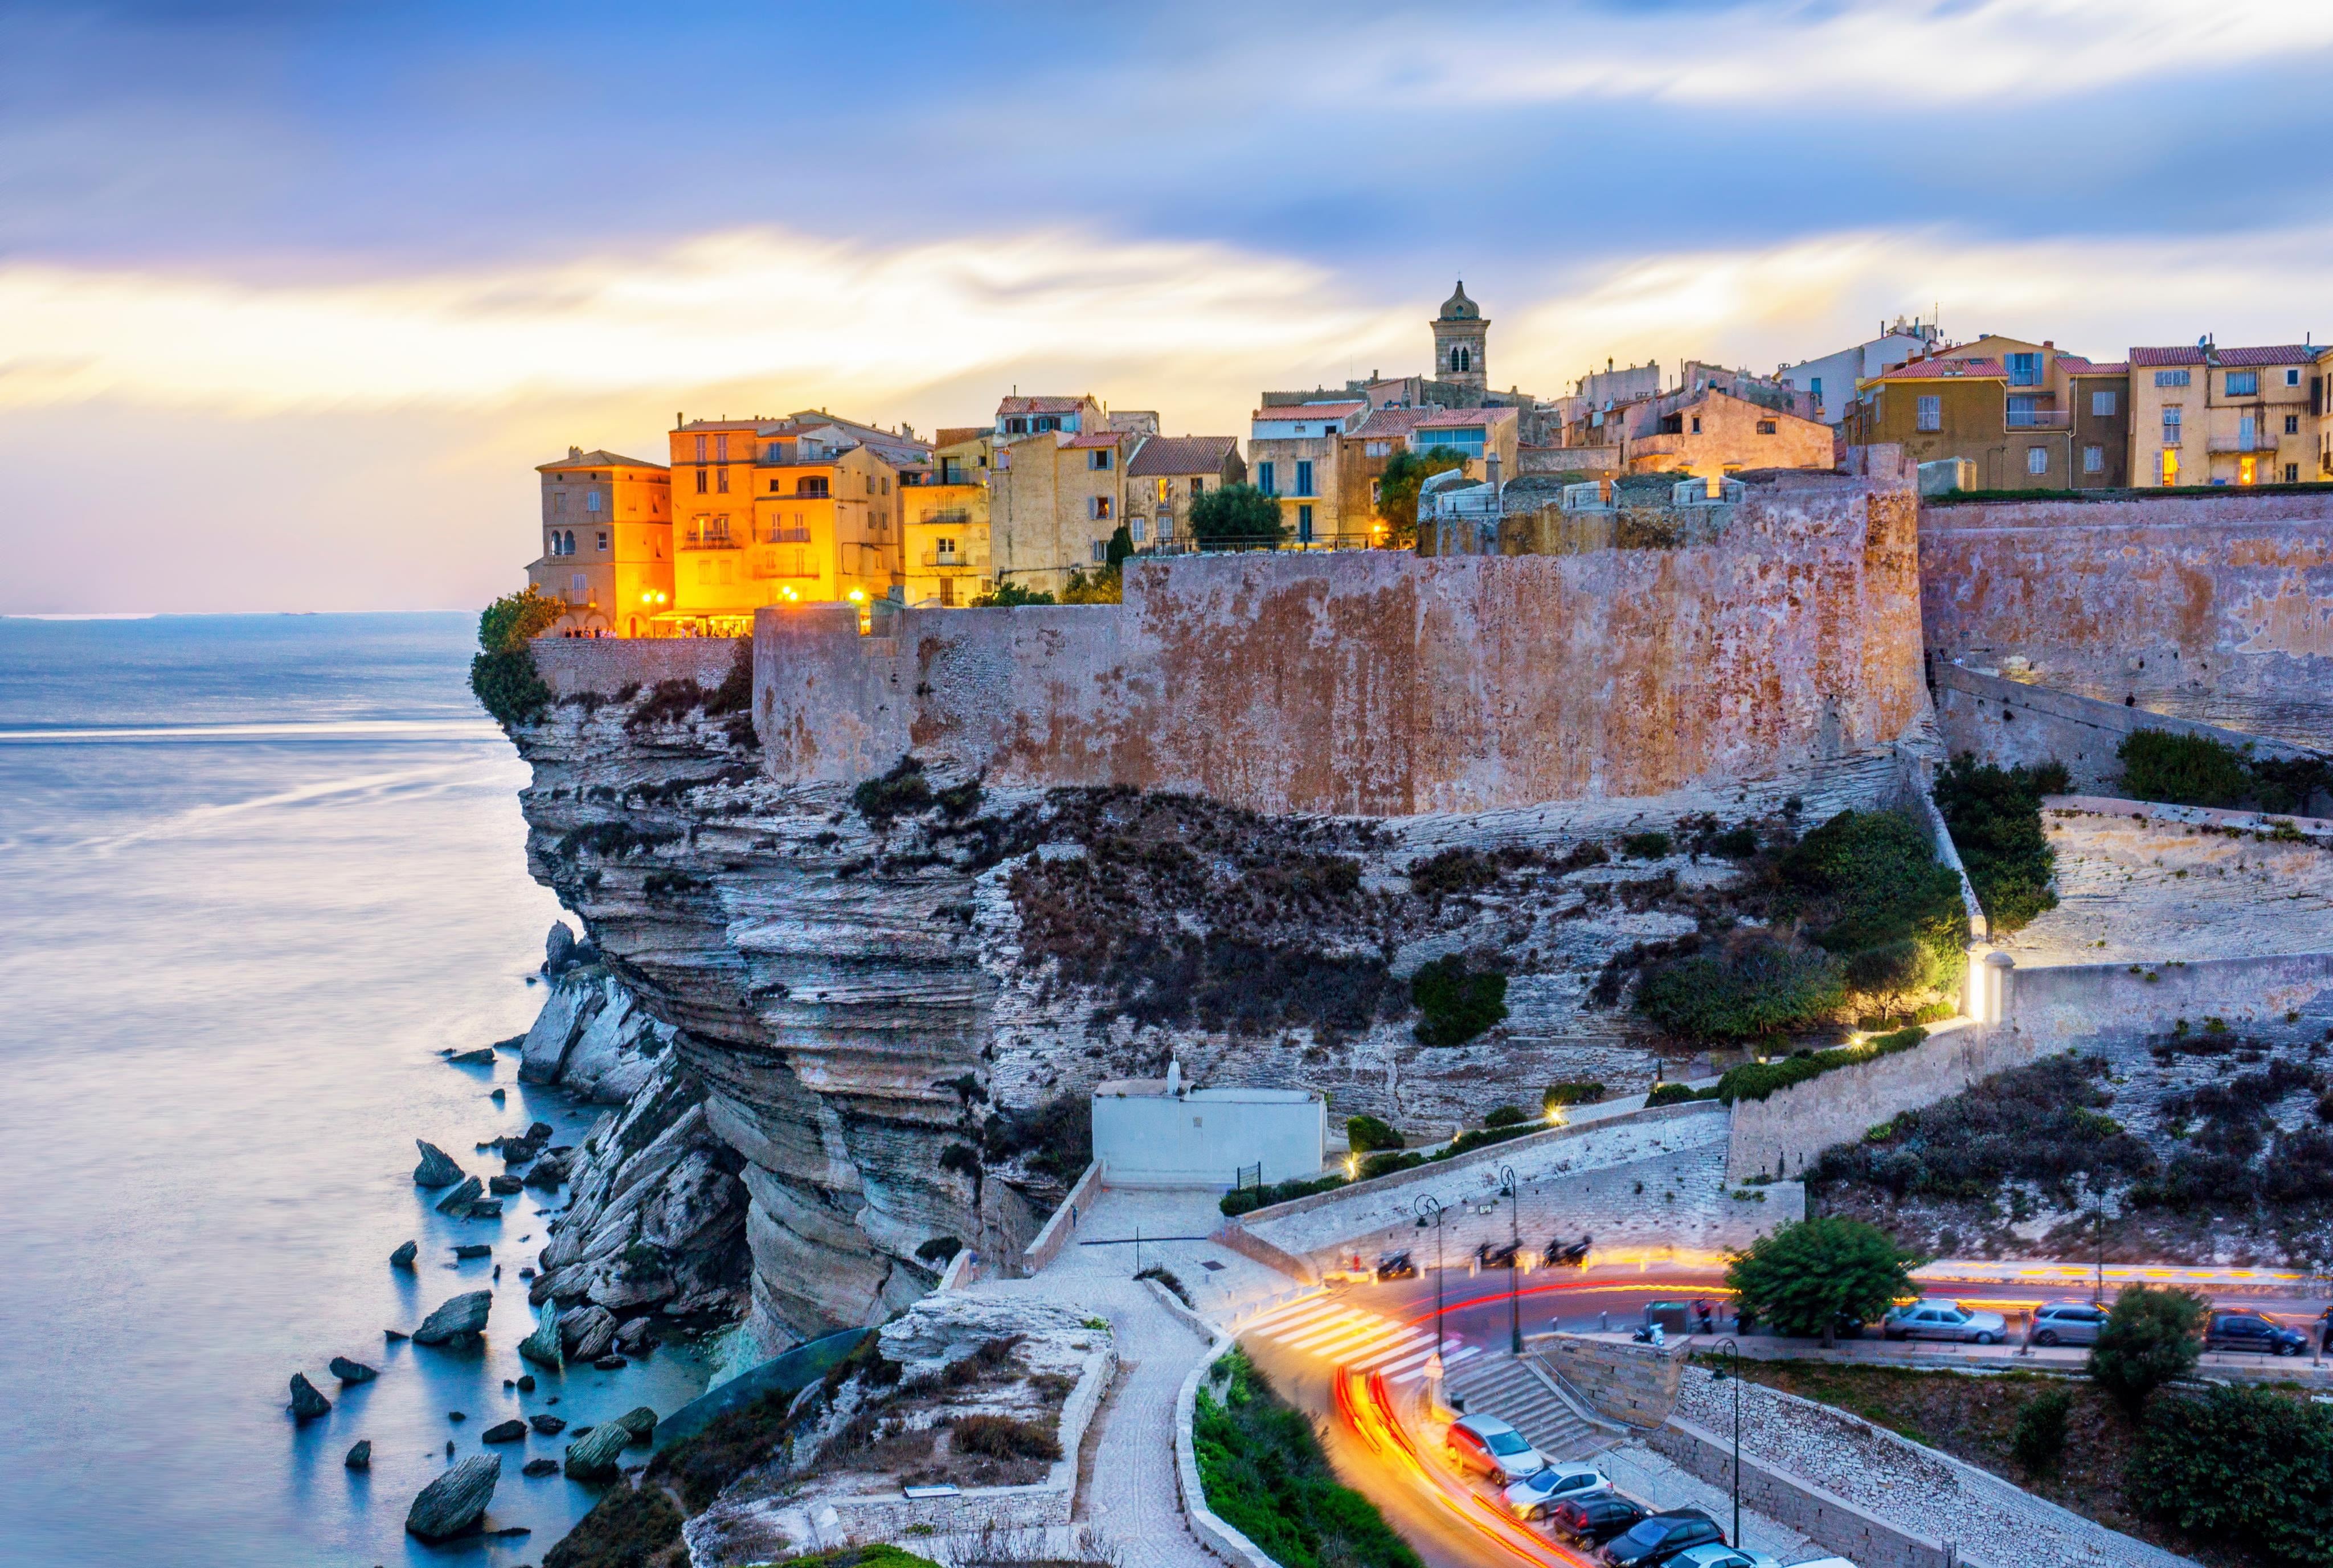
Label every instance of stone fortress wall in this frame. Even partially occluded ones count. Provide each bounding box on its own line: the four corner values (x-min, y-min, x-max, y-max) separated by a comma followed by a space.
749, 474, 1927, 816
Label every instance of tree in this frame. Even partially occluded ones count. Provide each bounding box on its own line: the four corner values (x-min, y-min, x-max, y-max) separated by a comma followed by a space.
973, 580, 1056, 607
2130, 1383, 2333, 1568
1346, 1115, 1403, 1153
2088, 1284, 2204, 1414
1188, 483, 1285, 545
1375, 445, 1471, 548
1724, 1217, 1921, 1347
468, 586, 565, 726
1059, 567, 1122, 604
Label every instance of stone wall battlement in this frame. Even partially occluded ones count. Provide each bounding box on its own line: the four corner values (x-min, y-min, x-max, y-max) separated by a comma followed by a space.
753, 481, 1925, 817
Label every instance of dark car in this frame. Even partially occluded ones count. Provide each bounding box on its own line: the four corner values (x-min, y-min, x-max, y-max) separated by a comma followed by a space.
1550, 1493, 1646, 1546
2205, 1310, 2308, 1357
1374, 1250, 1416, 1282
1597, 1508, 1725, 1566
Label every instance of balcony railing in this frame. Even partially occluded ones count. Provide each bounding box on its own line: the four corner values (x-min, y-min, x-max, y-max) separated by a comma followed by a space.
919, 551, 980, 568
682, 529, 741, 548
2207, 432, 2282, 454
761, 526, 812, 543
2006, 409, 2070, 429
919, 507, 972, 526
747, 559, 823, 579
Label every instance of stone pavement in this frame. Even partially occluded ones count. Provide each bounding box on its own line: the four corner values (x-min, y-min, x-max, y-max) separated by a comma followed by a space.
1595, 1440, 1822, 1563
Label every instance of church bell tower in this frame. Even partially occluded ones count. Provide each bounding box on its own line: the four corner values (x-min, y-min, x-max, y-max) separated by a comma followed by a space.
1432, 280, 1488, 394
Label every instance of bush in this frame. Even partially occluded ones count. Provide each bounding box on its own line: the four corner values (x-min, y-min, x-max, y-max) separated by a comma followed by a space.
951, 1413, 1062, 1461
1635, 939, 1845, 1040
1192, 1349, 1423, 1568
469, 587, 565, 726
544, 1481, 686, 1567
2118, 729, 2255, 808
1135, 1264, 1192, 1305
1483, 1105, 1529, 1128
853, 755, 935, 824
1410, 956, 1508, 1047
1646, 1082, 1710, 1107
1620, 830, 1673, 859
1406, 848, 1499, 896
1346, 1114, 1403, 1153
973, 580, 1056, 607
1189, 483, 1287, 544
1933, 755, 2060, 933
2012, 1386, 2071, 1475
1544, 1081, 1606, 1108
1724, 1217, 1921, 1346
1060, 564, 1123, 604
2130, 1383, 2333, 1568
1706, 825, 1761, 859
1220, 1172, 1347, 1217
1375, 447, 1471, 545
1779, 808, 1966, 992
2088, 1284, 2204, 1414
981, 1093, 1092, 1185
1714, 1026, 1927, 1105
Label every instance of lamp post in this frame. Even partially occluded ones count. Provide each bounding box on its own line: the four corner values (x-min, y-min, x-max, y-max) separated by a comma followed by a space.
2091, 1174, 2106, 1309
1500, 1164, 1522, 1356
1415, 1194, 1445, 1385
1713, 1336, 1741, 1547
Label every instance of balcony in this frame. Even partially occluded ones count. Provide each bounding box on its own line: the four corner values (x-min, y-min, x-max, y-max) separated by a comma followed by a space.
2208, 432, 2283, 455
919, 551, 981, 570
2005, 408, 2070, 429
761, 526, 812, 543
747, 558, 823, 580
919, 507, 972, 526
682, 528, 741, 548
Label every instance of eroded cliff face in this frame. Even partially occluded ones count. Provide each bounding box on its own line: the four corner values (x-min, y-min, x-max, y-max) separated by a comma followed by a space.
507, 677, 1922, 1355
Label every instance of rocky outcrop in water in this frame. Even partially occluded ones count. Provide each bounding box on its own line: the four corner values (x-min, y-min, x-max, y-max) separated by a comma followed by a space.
562, 1422, 634, 1481
413, 1141, 465, 1188
411, 1291, 492, 1347
406, 1454, 500, 1541
288, 1373, 330, 1420
328, 1356, 377, 1384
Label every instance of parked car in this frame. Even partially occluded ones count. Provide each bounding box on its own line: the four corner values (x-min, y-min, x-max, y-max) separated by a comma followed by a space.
2205, 1310, 2309, 1357
1549, 1493, 1647, 1546
1502, 1461, 1610, 1520
1597, 1508, 1725, 1566
1670, 1547, 1782, 1568
1374, 1250, 1416, 1282
2029, 1300, 2109, 1347
1881, 1299, 2008, 1344
1443, 1413, 1550, 1484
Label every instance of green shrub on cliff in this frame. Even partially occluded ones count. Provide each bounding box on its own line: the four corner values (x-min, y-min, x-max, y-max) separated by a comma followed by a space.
1933, 755, 2062, 933
469, 587, 563, 726
1410, 955, 1508, 1047
2117, 728, 2333, 815
1636, 938, 1845, 1040
1780, 808, 1966, 990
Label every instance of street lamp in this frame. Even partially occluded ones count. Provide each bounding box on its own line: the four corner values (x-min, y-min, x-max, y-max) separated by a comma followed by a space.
1712, 1336, 1741, 1547
1414, 1194, 1445, 1378
1500, 1164, 1522, 1356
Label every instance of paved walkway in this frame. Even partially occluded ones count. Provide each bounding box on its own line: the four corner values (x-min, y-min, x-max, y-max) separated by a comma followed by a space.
1596, 1441, 1821, 1563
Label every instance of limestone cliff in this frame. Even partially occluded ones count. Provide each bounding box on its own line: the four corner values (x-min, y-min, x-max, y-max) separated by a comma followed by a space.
505, 669, 1924, 1356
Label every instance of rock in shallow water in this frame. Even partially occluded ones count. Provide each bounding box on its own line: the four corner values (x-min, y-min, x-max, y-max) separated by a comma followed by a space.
612, 1406, 657, 1441
404, 1454, 500, 1542
344, 1439, 371, 1470
389, 1239, 418, 1270
433, 1175, 485, 1215
562, 1422, 633, 1481
328, 1356, 377, 1384
480, 1418, 528, 1444
517, 1310, 564, 1370
288, 1373, 331, 1421
528, 1413, 566, 1435
592, 1354, 627, 1371
466, 1198, 504, 1219
558, 1304, 617, 1363
445, 1046, 497, 1066
412, 1141, 465, 1188
522, 1457, 559, 1477
488, 1173, 524, 1196
410, 1290, 492, 1346
612, 1316, 658, 1357
453, 1243, 492, 1260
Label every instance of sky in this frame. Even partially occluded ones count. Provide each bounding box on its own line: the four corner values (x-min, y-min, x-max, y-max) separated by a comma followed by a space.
9, 0, 2333, 613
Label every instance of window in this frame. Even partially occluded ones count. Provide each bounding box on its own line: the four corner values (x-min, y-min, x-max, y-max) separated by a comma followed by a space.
571, 572, 588, 597
1090, 496, 1113, 521
796, 477, 829, 498
1295, 459, 1314, 496
711, 433, 727, 462
2007, 352, 2041, 386
2162, 405, 2183, 445
1690, 416, 1702, 435
1190, 477, 1205, 496
715, 468, 728, 494
2161, 448, 2180, 485
565, 530, 577, 554
2154, 369, 2191, 388
2287, 414, 2302, 435
1006, 417, 1028, 435
1258, 461, 1276, 495
2027, 446, 2049, 475
1037, 416, 1060, 432
585, 490, 603, 513
2240, 414, 2257, 448
596, 530, 609, 551
1296, 504, 1314, 542
1755, 420, 1776, 435
694, 435, 707, 461
1370, 478, 1382, 503
695, 468, 707, 494
1365, 439, 1390, 457
1155, 478, 1170, 501
719, 558, 734, 585
2240, 455, 2259, 485
1915, 394, 1941, 432
2288, 462, 2302, 482
1088, 448, 1112, 470
2227, 370, 2260, 397
1090, 540, 1107, 563
2091, 389, 2117, 417
2083, 445, 2105, 474
696, 558, 713, 586
1420, 425, 1487, 457
552, 490, 566, 515
2286, 367, 2303, 387
1810, 376, 1823, 399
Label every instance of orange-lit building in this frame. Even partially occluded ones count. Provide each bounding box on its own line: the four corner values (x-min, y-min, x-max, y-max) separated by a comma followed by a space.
526, 448, 672, 636
901, 427, 992, 606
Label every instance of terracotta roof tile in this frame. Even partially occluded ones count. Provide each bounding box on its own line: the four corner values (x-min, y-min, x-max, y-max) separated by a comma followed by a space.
539, 449, 668, 472
997, 395, 1094, 415
1126, 435, 1238, 477
1353, 407, 1437, 437
1872, 357, 2004, 380
1417, 404, 1516, 426
934, 427, 989, 448
1063, 431, 1123, 449
2133, 343, 2323, 368
2067, 360, 2129, 375
1250, 400, 1366, 424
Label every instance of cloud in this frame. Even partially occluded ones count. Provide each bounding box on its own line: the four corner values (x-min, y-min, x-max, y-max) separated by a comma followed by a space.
0, 227, 1418, 419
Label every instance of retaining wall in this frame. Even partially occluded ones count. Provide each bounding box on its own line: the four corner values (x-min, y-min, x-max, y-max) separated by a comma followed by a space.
754, 481, 1925, 816
532, 634, 745, 699
1019, 1161, 1107, 1278
1648, 1415, 1950, 1568
1529, 1332, 1687, 1430
1919, 491, 2333, 744
1934, 663, 2326, 795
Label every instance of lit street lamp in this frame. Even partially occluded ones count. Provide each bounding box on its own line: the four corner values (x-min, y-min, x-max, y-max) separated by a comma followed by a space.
1414, 1194, 1446, 1395
1500, 1163, 1522, 1356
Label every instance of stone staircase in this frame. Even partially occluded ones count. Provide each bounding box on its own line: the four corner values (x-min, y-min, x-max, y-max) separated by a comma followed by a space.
1444, 1350, 1618, 1462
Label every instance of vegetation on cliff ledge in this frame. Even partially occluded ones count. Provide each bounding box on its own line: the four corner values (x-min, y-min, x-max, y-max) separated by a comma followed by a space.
469, 587, 563, 726
1193, 1349, 1422, 1568
1933, 754, 2063, 933
2117, 728, 2333, 816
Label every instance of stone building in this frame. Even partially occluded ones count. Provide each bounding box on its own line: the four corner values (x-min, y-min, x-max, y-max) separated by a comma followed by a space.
527, 448, 673, 637
1777, 317, 1941, 426
989, 426, 1135, 595
1123, 433, 1244, 549
1430, 279, 1489, 392
2127, 341, 2332, 489
1846, 339, 2123, 493
1617, 388, 1833, 479
1248, 398, 1369, 546
899, 428, 992, 607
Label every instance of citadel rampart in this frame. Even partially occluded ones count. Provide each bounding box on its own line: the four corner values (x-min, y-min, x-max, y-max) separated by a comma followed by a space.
1919, 490, 2333, 744
752, 478, 1925, 816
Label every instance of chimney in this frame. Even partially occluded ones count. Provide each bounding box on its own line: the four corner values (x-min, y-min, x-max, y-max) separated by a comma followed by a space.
675, 412, 683, 428
568, 445, 581, 460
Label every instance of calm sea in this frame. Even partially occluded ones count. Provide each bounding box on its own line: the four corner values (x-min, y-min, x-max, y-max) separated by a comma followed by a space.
0, 613, 707, 1567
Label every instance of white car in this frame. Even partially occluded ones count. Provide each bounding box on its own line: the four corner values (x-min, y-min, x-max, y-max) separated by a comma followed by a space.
1669, 1549, 1782, 1568
1882, 1299, 2008, 1345
1442, 1413, 1550, 1485
1501, 1460, 1611, 1520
